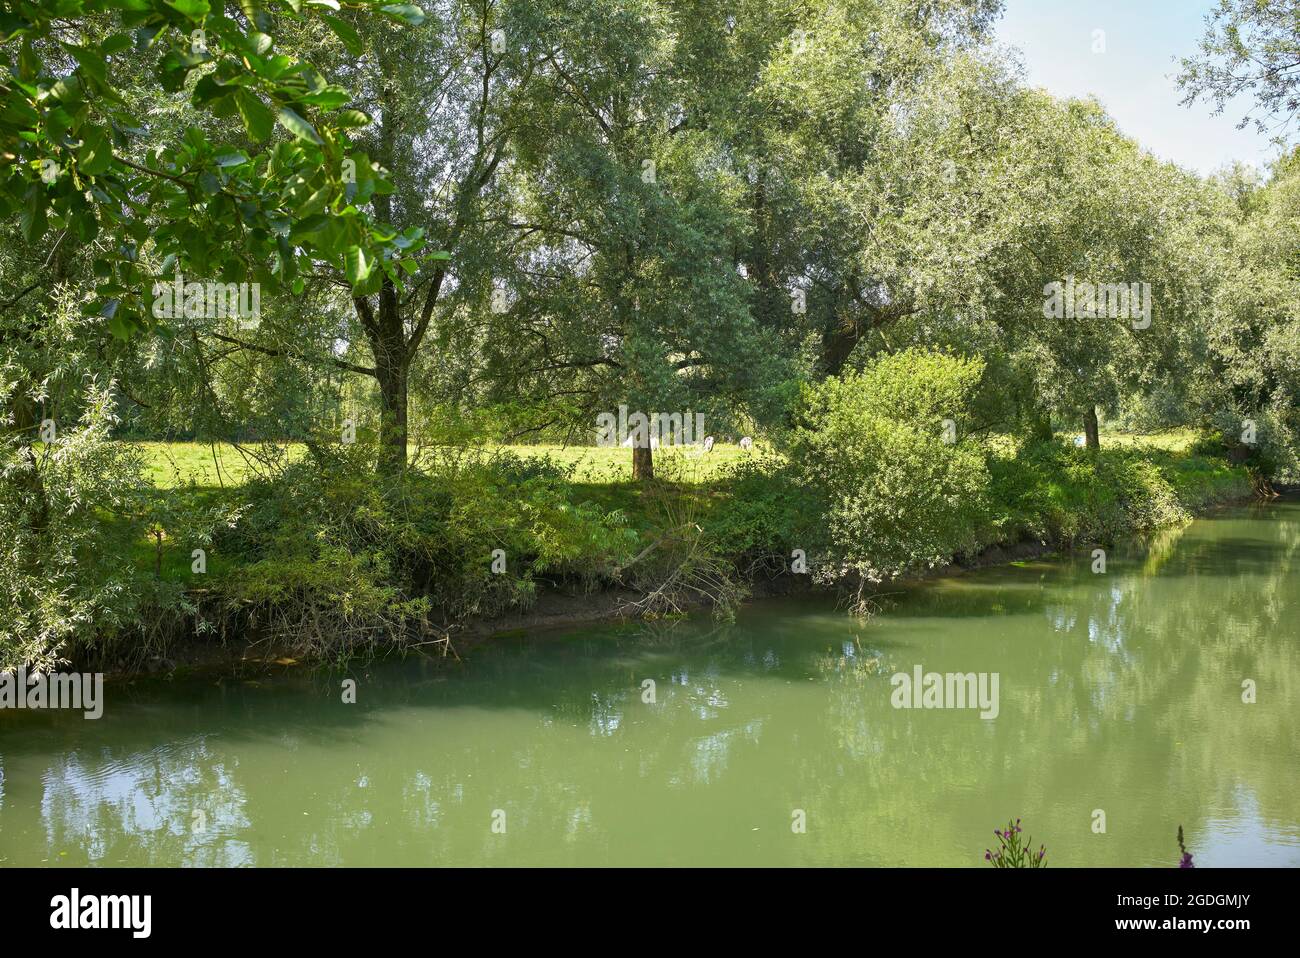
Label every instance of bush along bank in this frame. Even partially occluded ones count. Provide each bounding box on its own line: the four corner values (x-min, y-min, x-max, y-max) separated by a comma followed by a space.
780, 349, 1254, 613
2, 355, 1257, 675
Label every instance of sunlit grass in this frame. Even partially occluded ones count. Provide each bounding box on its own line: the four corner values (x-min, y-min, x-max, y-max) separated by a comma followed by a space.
132, 439, 770, 489
1097, 429, 1200, 453
133, 441, 280, 489
494, 441, 765, 483
132, 432, 1200, 490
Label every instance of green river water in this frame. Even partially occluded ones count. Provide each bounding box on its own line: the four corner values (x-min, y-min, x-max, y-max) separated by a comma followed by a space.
1, 502, 1297, 867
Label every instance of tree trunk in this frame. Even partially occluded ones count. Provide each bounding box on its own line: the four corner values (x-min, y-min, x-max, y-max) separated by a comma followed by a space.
745, 163, 786, 334
632, 444, 654, 481
366, 96, 409, 476
821, 323, 861, 376
375, 351, 408, 474
363, 280, 409, 474
820, 299, 913, 376
1083, 405, 1100, 452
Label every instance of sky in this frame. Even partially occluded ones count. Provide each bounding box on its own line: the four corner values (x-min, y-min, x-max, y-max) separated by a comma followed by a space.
994, 0, 1283, 176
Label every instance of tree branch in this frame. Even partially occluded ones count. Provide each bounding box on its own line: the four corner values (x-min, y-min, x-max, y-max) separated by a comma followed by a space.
207, 331, 377, 377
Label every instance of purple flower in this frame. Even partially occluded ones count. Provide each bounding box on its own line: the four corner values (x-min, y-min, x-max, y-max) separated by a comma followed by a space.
985, 817, 1047, 867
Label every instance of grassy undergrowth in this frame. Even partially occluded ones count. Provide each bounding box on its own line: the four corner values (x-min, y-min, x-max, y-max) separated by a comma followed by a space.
135, 440, 764, 490
128, 431, 1248, 589
16, 425, 1253, 671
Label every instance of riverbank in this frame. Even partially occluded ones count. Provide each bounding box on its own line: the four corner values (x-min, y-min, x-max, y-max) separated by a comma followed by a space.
78, 433, 1255, 678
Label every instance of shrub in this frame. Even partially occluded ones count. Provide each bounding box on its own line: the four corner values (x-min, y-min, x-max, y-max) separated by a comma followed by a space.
792, 348, 992, 604
986, 439, 1248, 547
616, 486, 749, 620
1202, 403, 1299, 484
700, 456, 820, 578
0, 385, 170, 670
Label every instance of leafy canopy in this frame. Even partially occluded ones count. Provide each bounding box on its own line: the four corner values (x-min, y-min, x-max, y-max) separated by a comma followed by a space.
0, 0, 440, 338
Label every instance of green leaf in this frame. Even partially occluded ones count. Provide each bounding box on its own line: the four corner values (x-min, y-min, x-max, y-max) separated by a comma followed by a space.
250, 54, 292, 80
192, 74, 236, 106
18, 39, 41, 81
107, 307, 134, 340
276, 107, 322, 144
299, 88, 351, 109
74, 209, 100, 243
334, 109, 371, 129
134, 25, 163, 52
249, 32, 273, 56
290, 213, 331, 239
321, 15, 362, 56
380, 4, 426, 26
78, 125, 113, 176
345, 244, 371, 285
67, 45, 108, 86
296, 185, 332, 217
48, 76, 83, 103
100, 34, 133, 56
165, 0, 211, 21
277, 235, 297, 278
0, 12, 24, 40
236, 91, 275, 142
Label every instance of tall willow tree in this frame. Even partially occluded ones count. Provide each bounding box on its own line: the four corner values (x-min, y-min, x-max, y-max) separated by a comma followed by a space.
1199, 149, 1300, 477
1000, 101, 1225, 450
758, 28, 1225, 449
749, 0, 1004, 373
196, 1, 553, 471
467, 0, 1005, 477
453, 0, 793, 479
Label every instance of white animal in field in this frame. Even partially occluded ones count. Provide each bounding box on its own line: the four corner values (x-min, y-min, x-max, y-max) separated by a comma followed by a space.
1073, 435, 1086, 448
703, 436, 714, 452
740, 436, 753, 451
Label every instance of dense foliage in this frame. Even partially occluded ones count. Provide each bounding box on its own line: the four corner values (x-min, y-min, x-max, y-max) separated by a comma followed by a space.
0, 0, 1294, 668
794, 349, 992, 599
